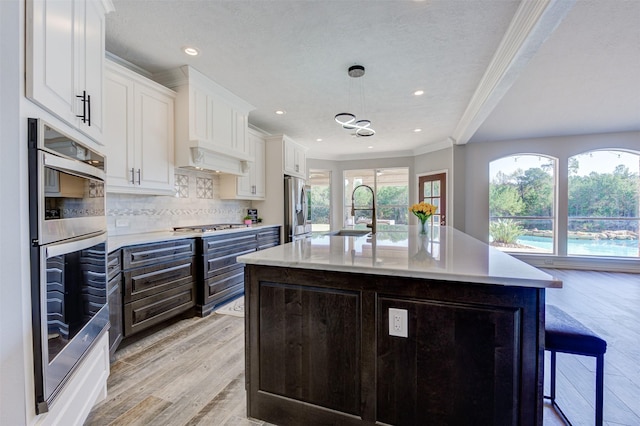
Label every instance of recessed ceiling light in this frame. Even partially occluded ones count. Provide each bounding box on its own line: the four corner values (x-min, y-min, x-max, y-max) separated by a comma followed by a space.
414, 128, 422, 133
367, 146, 373, 149
183, 46, 200, 56
275, 110, 286, 115
316, 138, 323, 142
413, 90, 424, 96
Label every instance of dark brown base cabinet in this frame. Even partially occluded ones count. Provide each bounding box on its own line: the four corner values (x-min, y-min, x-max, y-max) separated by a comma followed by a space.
245, 265, 545, 426
198, 227, 280, 317
122, 239, 197, 336
105, 226, 281, 354
107, 250, 123, 359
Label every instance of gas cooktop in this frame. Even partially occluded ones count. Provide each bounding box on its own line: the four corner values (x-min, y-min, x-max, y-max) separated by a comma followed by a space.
173, 223, 250, 233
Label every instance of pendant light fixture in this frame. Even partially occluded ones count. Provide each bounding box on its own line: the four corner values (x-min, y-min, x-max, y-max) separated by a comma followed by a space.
335, 65, 375, 137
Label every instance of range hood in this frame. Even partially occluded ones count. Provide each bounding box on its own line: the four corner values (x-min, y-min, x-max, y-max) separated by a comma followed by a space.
155, 66, 255, 175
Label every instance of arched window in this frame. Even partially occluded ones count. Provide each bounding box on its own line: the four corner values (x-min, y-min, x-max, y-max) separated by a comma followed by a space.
489, 154, 556, 254
568, 150, 639, 257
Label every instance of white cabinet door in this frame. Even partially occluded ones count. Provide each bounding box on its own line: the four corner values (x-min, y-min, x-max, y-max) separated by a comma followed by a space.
220, 131, 265, 200
283, 138, 296, 175
253, 137, 266, 198
283, 137, 306, 178
27, 0, 77, 126
104, 71, 135, 189
136, 84, 175, 193
77, 0, 106, 142
27, 0, 109, 144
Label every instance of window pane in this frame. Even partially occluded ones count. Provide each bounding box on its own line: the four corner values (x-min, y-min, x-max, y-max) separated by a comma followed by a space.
344, 169, 374, 227
489, 154, 556, 254
424, 182, 432, 197
343, 168, 408, 231
377, 168, 409, 229
309, 170, 331, 232
568, 150, 639, 257
433, 181, 440, 196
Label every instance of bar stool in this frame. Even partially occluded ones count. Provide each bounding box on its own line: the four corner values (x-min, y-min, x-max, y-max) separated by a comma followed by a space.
545, 304, 607, 426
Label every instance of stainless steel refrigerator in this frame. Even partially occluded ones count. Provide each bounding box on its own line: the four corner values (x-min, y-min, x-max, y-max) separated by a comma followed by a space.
284, 175, 312, 242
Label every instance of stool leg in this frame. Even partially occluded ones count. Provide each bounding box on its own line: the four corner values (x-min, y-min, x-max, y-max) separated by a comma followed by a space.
550, 350, 557, 402
595, 354, 604, 426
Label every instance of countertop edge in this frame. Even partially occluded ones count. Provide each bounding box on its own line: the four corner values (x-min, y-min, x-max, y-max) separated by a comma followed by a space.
108, 224, 281, 252
237, 257, 562, 289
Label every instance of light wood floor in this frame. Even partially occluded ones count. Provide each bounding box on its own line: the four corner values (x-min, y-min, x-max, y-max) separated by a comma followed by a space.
85, 270, 640, 426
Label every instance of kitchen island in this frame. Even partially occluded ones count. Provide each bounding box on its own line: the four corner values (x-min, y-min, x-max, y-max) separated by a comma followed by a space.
238, 226, 561, 426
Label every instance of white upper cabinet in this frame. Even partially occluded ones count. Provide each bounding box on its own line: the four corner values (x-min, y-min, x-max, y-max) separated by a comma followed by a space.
220, 130, 266, 200
104, 60, 176, 195
26, 0, 113, 144
282, 136, 307, 178
155, 66, 255, 175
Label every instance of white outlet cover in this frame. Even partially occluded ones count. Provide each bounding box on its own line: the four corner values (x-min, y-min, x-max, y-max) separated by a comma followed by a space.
389, 308, 408, 338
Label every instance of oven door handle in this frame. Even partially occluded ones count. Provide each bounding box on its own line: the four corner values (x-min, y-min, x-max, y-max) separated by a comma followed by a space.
42, 151, 105, 182
46, 232, 107, 258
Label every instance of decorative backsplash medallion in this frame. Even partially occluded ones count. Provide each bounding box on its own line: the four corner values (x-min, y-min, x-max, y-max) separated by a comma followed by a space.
175, 174, 189, 198
196, 177, 213, 199
89, 181, 104, 198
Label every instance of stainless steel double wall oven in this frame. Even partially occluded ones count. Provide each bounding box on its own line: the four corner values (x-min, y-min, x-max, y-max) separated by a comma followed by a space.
28, 118, 109, 413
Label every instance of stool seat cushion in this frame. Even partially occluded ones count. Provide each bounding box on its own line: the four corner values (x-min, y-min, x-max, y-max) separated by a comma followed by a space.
545, 305, 607, 355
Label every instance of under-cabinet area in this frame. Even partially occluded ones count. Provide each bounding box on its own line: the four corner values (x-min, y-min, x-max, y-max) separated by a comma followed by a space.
106, 225, 280, 355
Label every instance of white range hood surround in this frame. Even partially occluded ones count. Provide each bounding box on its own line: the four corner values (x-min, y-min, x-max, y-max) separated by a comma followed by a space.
189, 146, 250, 175
155, 65, 255, 176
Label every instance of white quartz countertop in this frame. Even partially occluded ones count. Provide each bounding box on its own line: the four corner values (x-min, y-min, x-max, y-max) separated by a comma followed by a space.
237, 226, 561, 289
108, 224, 281, 252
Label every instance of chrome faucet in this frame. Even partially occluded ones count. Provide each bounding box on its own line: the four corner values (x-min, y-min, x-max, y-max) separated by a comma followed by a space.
350, 184, 376, 234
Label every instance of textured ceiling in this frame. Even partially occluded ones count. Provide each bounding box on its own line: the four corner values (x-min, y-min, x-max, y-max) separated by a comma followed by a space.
105, 0, 640, 160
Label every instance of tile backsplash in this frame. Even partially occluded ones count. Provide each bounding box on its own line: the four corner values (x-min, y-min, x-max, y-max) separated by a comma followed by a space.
107, 169, 251, 235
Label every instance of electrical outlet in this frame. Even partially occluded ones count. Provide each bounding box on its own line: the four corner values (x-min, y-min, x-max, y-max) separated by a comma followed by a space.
388, 308, 408, 338
115, 219, 129, 228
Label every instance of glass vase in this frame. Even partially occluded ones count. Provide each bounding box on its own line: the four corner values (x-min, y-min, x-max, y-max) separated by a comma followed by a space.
420, 218, 427, 234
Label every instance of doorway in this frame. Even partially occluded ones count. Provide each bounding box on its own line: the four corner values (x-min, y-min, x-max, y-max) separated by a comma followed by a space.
418, 172, 446, 226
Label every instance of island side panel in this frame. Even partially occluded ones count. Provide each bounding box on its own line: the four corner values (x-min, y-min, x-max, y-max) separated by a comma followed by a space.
377, 298, 521, 425
245, 264, 544, 426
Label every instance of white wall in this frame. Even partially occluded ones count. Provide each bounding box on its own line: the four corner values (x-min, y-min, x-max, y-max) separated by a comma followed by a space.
0, 1, 30, 424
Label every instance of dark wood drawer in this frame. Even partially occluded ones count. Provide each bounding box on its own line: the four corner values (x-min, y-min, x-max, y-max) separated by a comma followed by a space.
123, 239, 195, 269
202, 232, 256, 254
202, 232, 256, 278
205, 264, 244, 301
107, 250, 121, 281
107, 274, 123, 357
124, 282, 196, 336
204, 248, 254, 278
257, 227, 280, 250
123, 257, 196, 303
205, 281, 244, 310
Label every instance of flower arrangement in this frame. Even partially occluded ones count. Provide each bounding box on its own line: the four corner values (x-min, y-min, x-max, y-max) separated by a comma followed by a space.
409, 201, 438, 233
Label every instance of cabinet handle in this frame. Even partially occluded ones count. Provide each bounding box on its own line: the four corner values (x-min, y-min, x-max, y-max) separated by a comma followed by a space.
76, 90, 87, 123
136, 169, 141, 185
130, 168, 135, 184
87, 94, 91, 127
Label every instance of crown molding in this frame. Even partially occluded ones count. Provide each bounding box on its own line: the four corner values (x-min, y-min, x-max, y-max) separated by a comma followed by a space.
452, 0, 576, 145
413, 138, 454, 156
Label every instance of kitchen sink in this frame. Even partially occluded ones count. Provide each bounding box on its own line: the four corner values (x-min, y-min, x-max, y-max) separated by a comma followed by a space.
326, 229, 371, 237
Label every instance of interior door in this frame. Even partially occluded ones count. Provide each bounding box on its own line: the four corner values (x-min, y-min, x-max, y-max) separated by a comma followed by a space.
419, 173, 446, 226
